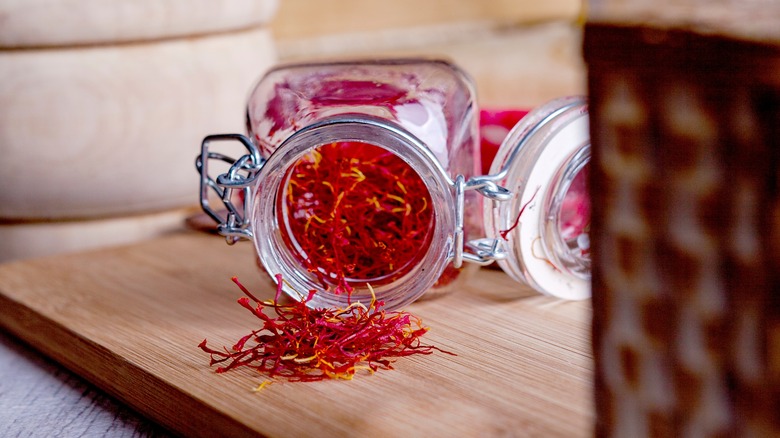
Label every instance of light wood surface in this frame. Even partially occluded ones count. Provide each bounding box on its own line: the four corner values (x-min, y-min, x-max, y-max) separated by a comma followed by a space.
0, 230, 594, 437
0, 0, 278, 48
272, 0, 580, 40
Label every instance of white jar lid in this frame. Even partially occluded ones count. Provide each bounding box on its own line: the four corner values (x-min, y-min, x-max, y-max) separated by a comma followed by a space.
484, 96, 591, 300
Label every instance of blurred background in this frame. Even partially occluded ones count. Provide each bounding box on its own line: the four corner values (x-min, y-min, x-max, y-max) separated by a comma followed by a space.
0, 0, 585, 263
272, 0, 585, 107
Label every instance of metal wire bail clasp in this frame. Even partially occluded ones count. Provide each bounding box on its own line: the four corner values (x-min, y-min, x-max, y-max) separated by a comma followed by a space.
196, 134, 265, 244
451, 174, 513, 268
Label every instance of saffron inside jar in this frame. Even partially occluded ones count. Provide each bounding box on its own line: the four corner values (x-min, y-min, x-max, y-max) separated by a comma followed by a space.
278, 141, 435, 293
558, 161, 591, 266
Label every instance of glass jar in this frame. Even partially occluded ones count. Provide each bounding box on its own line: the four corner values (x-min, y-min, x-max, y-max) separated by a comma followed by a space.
197, 59, 591, 309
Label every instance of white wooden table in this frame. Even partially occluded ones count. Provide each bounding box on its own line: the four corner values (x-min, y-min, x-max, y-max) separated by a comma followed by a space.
0, 331, 171, 437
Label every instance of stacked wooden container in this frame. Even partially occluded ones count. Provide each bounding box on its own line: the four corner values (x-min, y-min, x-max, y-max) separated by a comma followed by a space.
0, 0, 278, 262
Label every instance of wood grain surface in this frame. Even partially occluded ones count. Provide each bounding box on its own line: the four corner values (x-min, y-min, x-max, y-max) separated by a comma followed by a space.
272, 0, 579, 40
0, 231, 593, 437
0, 331, 171, 437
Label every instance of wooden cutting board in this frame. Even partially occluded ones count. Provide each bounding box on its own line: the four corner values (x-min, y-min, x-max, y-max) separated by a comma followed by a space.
0, 230, 593, 437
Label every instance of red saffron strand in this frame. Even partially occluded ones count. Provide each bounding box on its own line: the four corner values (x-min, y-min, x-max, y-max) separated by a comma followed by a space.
499, 186, 541, 240
199, 276, 454, 384
279, 142, 435, 294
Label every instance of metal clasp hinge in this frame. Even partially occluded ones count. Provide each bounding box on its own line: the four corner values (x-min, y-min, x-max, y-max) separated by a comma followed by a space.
451, 174, 513, 268
196, 134, 265, 244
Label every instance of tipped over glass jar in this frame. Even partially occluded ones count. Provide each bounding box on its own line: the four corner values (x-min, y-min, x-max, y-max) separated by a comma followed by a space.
197, 59, 591, 310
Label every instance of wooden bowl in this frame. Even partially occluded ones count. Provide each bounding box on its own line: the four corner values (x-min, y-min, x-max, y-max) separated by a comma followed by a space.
0, 209, 194, 263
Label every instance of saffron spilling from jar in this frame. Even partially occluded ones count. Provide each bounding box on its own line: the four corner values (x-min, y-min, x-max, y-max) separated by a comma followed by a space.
198, 275, 452, 385
195, 60, 594, 388
279, 141, 435, 295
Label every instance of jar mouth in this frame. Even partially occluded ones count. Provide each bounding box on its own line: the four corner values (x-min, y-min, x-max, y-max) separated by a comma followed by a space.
276, 141, 436, 291
251, 115, 455, 310
485, 96, 591, 300
542, 145, 591, 279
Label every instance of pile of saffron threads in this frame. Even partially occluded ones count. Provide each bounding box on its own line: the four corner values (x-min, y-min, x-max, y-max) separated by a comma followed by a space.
198, 275, 452, 386
281, 141, 435, 294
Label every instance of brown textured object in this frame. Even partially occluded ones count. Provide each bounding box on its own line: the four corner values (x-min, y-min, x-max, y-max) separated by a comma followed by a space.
584, 21, 780, 437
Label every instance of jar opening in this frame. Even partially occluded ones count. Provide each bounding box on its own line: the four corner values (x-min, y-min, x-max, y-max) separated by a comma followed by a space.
277, 141, 435, 293
545, 154, 591, 278
558, 162, 590, 243
252, 116, 455, 309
